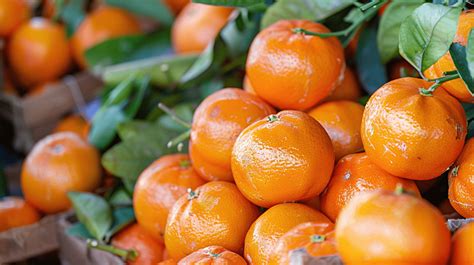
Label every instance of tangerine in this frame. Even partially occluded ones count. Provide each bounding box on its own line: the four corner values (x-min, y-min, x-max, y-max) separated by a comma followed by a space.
450, 222, 474, 265
178, 246, 247, 265
0, 0, 29, 37
0, 196, 40, 232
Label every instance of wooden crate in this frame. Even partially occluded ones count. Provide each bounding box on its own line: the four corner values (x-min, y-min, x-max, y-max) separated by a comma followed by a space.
0, 72, 102, 153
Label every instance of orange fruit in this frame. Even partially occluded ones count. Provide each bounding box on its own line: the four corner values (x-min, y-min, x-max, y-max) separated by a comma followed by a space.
336, 189, 451, 265
54, 114, 89, 140
269, 222, 336, 265
301, 196, 320, 211
8, 18, 71, 87
448, 137, 474, 218
242, 75, 256, 95
0, 0, 29, 37
71, 6, 141, 68
189, 88, 275, 182
21, 132, 101, 213
42, 0, 61, 18
133, 154, 206, 237
178, 246, 247, 265
450, 222, 474, 265
361, 77, 466, 180
172, 3, 233, 54
164, 0, 189, 14
388, 59, 418, 80
112, 223, 165, 265
308, 100, 364, 160
164, 181, 259, 259
158, 259, 178, 265
320, 152, 420, 221
324, 68, 362, 102
244, 203, 332, 265
232, 110, 334, 208
0, 196, 40, 232
2, 70, 17, 95
246, 20, 345, 110
424, 11, 474, 103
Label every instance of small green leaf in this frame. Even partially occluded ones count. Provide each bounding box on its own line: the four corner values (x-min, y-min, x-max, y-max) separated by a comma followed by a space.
124, 77, 150, 118
104, 207, 135, 242
108, 188, 133, 206
66, 222, 94, 239
377, 0, 424, 63
356, 24, 388, 94
68, 192, 113, 242
89, 105, 127, 150
450, 42, 474, 95
261, 0, 353, 29
105, 0, 173, 25
192, 0, 264, 7
59, 0, 86, 37
399, 3, 461, 72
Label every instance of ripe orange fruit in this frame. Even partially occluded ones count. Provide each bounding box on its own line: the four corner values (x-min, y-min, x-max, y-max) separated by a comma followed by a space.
269, 222, 337, 265
308, 100, 364, 160
450, 222, 474, 265
243, 75, 256, 95
54, 114, 89, 140
361, 77, 466, 180
164, 0, 189, 14
2, 70, 17, 95
320, 153, 420, 221
8, 18, 71, 87
158, 259, 177, 265
71, 6, 141, 68
112, 223, 165, 265
178, 246, 247, 265
336, 189, 451, 265
172, 3, 233, 54
324, 68, 362, 102
448, 137, 474, 218
164, 181, 259, 259
388, 59, 418, 80
189, 88, 275, 182
244, 203, 332, 265
246, 20, 345, 110
0, 196, 40, 232
0, 0, 29, 37
21, 132, 101, 213
424, 11, 474, 103
133, 154, 206, 237
232, 110, 334, 208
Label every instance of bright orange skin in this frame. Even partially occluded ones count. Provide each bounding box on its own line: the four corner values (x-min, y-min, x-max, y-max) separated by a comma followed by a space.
164, 0, 189, 14
269, 222, 336, 265
320, 153, 420, 222
133, 154, 206, 238
232, 110, 334, 208
54, 114, 89, 140
246, 20, 345, 110
164, 181, 259, 260
448, 138, 474, 218
335, 190, 451, 265
242, 76, 255, 95
244, 203, 332, 265
158, 259, 178, 265
324, 68, 362, 102
71, 6, 141, 68
361, 77, 467, 180
308, 101, 364, 161
424, 11, 474, 103
112, 223, 165, 265
388, 59, 418, 80
0, 0, 29, 37
172, 3, 233, 54
178, 246, 247, 265
21, 132, 101, 214
450, 222, 474, 265
0, 196, 40, 232
8, 18, 71, 87
189, 88, 275, 182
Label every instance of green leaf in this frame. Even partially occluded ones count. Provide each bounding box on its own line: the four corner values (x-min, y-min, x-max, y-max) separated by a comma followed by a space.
377, 0, 424, 63
85, 30, 172, 71
59, 0, 87, 37
261, 0, 353, 29
103, 75, 136, 106
192, 0, 264, 7
450, 42, 474, 95
355, 24, 388, 94
68, 192, 113, 242
66, 222, 94, 239
89, 105, 127, 150
399, 3, 461, 72
157, 103, 194, 133
105, 0, 173, 25
124, 77, 150, 118
221, 10, 260, 58
104, 207, 135, 242
103, 54, 198, 87
108, 188, 133, 206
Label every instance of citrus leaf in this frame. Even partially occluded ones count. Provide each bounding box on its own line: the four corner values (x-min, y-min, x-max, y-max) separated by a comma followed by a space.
192, 0, 264, 7
356, 24, 388, 94
377, 0, 424, 63
66, 222, 93, 239
59, 0, 86, 37
108, 188, 133, 206
104, 207, 135, 242
105, 0, 173, 25
399, 3, 461, 72
261, 0, 353, 29
449, 42, 474, 95
89, 105, 127, 150
68, 192, 112, 242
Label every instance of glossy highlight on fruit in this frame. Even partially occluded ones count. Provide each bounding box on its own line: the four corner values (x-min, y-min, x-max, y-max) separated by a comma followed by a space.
0, 196, 40, 232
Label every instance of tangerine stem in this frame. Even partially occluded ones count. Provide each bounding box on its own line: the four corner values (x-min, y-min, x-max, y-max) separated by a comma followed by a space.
187, 188, 199, 200
179, 159, 191, 169
158, 102, 192, 129
394, 183, 405, 195
267, 115, 279, 123
420, 73, 460, 96
87, 239, 138, 261
167, 130, 191, 149
310, 234, 326, 243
